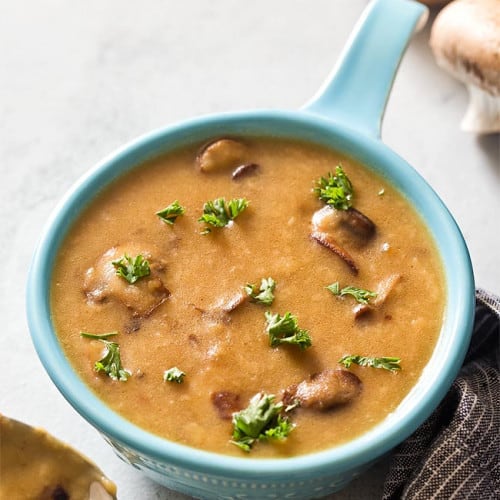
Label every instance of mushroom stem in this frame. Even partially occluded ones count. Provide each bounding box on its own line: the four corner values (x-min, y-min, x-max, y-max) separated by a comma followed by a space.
462, 84, 500, 133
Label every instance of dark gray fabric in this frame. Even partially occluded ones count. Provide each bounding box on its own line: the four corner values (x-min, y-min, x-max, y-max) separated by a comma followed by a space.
383, 288, 500, 500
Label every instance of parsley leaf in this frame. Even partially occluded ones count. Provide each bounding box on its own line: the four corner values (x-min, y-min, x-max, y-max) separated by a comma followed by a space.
313, 165, 353, 210
80, 331, 118, 340
94, 340, 131, 381
264, 311, 312, 350
245, 277, 276, 305
156, 200, 185, 225
198, 197, 248, 234
231, 393, 294, 452
163, 367, 186, 384
339, 355, 401, 372
112, 254, 150, 284
326, 282, 377, 305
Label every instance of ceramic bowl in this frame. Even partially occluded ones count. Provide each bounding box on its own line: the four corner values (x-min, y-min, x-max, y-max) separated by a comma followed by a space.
27, 1, 475, 498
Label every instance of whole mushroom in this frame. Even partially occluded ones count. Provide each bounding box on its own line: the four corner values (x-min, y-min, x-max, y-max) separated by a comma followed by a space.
430, 0, 500, 133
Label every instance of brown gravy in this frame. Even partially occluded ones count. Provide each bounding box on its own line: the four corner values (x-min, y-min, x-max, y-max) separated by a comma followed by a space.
51, 137, 445, 457
0, 415, 116, 499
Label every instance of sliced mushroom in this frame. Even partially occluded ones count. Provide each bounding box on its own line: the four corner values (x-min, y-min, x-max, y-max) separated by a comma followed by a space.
197, 138, 248, 173
341, 207, 376, 239
232, 163, 260, 180
353, 273, 401, 318
283, 369, 362, 411
211, 391, 241, 420
190, 290, 249, 325
430, 0, 500, 133
310, 230, 359, 274
310, 206, 376, 273
83, 244, 170, 317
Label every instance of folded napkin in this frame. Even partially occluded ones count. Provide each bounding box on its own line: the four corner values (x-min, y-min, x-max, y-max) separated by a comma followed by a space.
383, 289, 500, 499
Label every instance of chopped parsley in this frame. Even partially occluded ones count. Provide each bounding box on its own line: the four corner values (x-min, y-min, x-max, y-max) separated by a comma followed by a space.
198, 197, 248, 234
245, 277, 276, 306
326, 282, 377, 305
163, 367, 186, 384
231, 393, 294, 452
94, 340, 131, 381
264, 311, 312, 350
156, 200, 185, 225
80, 331, 118, 340
339, 355, 401, 372
313, 165, 353, 210
112, 254, 150, 284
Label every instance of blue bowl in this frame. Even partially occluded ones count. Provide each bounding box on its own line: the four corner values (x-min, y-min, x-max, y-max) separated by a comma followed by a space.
26, 1, 475, 498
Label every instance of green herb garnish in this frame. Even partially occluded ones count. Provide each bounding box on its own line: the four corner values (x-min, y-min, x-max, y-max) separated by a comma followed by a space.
94, 340, 130, 381
264, 311, 312, 350
198, 197, 249, 234
339, 355, 401, 372
156, 200, 185, 225
112, 254, 150, 284
80, 331, 118, 340
245, 277, 276, 306
314, 165, 353, 210
326, 282, 377, 305
231, 393, 294, 452
163, 367, 186, 384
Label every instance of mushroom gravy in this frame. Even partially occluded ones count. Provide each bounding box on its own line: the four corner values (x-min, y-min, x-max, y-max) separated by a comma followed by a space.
0, 415, 116, 499
50, 137, 445, 457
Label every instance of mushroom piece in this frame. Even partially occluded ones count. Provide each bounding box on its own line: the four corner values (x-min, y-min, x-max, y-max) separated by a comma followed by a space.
430, 0, 500, 133
197, 138, 248, 173
353, 273, 402, 318
83, 245, 170, 317
283, 369, 362, 411
310, 206, 376, 274
232, 162, 260, 180
211, 391, 242, 420
189, 291, 249, 325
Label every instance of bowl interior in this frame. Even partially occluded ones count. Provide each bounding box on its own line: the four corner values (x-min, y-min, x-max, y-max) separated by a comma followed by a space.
27, 109, 475, 478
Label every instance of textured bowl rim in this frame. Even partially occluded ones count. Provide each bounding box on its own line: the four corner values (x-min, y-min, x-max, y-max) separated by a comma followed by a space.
26, 109, 475, 479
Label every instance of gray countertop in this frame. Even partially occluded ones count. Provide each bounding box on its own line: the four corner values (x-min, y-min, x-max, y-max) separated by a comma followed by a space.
1, 1, 498, 499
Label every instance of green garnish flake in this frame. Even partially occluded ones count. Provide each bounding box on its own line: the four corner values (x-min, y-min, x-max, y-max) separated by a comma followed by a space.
112, 253, 150, 284
245, 277, 276, 306
326, 282, 377, 305
198, 197, 249, 234
231, 393, 295, 452
163, 367, 186, 384
264, 311, 312, 350
339, 355, 401, 372
80, 331, 118, 340
94, 340, 131, 381
156, 200, 185, 225
313, 165, 353, 210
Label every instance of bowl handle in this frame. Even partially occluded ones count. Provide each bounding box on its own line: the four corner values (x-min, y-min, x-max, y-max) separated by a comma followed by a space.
303, 0, 428, 139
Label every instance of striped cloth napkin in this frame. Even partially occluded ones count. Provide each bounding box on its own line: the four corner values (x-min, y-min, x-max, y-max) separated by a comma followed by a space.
383, 289, 500, 499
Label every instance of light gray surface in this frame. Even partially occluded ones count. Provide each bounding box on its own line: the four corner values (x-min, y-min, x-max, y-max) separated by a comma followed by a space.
1, 1, 498, 499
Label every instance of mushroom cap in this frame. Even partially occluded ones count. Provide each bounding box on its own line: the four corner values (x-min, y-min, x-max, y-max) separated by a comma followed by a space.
430, 0, 500, 96
419, 0, 451, 7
